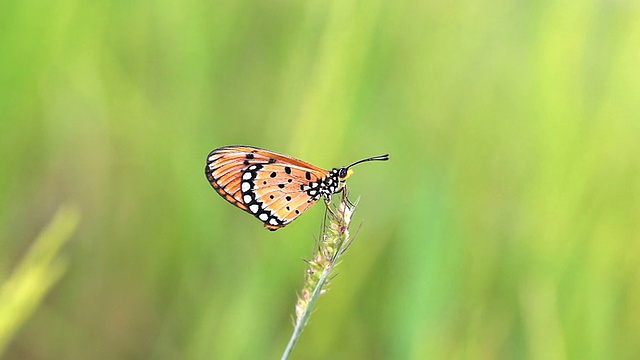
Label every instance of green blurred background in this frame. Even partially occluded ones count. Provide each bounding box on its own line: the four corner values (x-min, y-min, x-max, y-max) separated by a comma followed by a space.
2, 0, 640, 359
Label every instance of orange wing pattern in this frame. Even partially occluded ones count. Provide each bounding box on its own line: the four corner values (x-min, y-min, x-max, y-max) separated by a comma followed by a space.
205, 145, 330, 230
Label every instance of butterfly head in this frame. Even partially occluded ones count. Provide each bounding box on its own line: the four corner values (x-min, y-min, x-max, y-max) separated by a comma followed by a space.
330, 167, 354, 193
338, 167, 354, 181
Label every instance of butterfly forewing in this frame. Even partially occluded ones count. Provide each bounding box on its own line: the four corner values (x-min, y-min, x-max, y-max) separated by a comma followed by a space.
205, 145, 329, 230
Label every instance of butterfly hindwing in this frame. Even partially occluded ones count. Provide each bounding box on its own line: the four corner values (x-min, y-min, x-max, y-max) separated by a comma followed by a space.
248, 163, 325, 229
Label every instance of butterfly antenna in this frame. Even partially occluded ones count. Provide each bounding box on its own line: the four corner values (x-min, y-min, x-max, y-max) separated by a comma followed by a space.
346, 154, 389, 169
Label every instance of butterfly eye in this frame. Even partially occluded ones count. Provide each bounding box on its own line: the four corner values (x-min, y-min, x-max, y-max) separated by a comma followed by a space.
338, 167, 349, 179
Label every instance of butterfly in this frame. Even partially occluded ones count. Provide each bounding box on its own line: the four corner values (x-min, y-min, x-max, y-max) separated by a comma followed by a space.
205, 145, 389, 231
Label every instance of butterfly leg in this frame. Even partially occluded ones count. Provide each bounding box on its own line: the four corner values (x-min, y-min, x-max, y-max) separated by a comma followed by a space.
339, 185, 357, 207
323, 196, 339, 218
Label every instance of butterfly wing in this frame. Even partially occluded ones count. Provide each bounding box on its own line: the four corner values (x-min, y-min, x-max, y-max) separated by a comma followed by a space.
205, 145, 329, 230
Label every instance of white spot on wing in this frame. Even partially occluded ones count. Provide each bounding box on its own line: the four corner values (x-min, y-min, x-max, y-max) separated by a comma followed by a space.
311, 183, 318, 188
243, 194, 252, 203
259, 213, 268, 221
269, 218, 278, 225
250, 204, 259, 213
242, 182, 251, 192
242, 172, 252, 180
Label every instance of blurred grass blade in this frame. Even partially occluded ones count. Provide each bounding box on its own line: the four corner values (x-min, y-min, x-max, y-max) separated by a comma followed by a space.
0, 205, 80, 356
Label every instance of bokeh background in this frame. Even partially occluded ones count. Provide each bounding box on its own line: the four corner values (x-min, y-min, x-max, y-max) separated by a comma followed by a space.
2, 0, 640, 359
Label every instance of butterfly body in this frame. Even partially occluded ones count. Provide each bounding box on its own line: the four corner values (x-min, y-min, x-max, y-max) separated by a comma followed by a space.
205, 145, 388, 230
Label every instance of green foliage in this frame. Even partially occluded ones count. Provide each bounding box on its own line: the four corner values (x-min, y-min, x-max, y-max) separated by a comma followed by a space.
0, 207, 78, 357
1, 0, 639, 359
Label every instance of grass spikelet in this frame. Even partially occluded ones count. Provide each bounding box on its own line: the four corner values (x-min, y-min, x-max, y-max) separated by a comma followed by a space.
281, 190, 357, 360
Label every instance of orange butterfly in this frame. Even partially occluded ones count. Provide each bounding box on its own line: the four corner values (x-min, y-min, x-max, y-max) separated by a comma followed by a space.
205, 145, 389, 230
